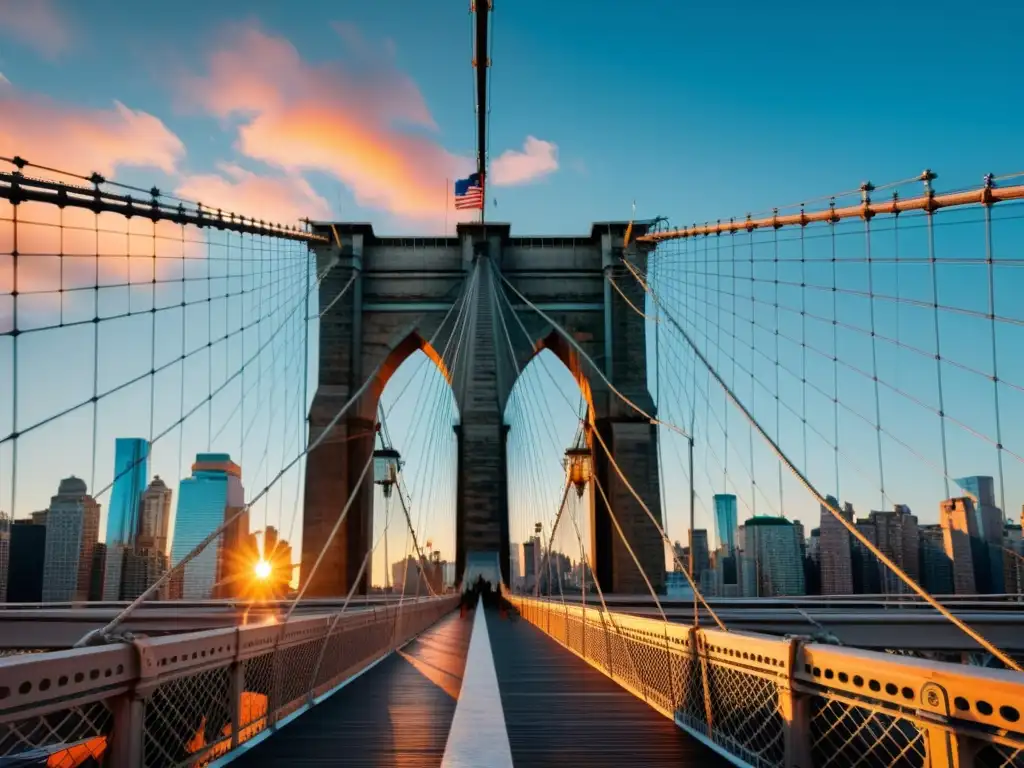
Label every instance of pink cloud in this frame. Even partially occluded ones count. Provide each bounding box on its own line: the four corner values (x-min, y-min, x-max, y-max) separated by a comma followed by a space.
490, 136, 559, 187
179, 22, 555, 224
0, 0, 72, 58
0, 81, 189, 331
176, 163, 332, 226
178, 23, 461, 221
0, 80, 184, 177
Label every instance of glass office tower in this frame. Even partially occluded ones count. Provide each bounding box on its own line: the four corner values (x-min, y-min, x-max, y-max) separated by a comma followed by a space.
713, 494, 738, 552
171, 454, 246, 599
104, 438, 149, 599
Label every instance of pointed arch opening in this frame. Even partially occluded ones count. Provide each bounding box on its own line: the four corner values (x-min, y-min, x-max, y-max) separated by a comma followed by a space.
370, 331, 458, 595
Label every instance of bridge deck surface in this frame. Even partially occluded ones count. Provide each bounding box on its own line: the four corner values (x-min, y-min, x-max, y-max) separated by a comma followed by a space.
485, 610, 726, 767
229, 606, 725, 767
229, 612, 472, 767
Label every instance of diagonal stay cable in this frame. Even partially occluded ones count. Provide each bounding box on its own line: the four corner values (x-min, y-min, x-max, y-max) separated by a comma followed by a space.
632, 260, 1022, 671
496, 269, 726, 630
79, 268, 468, 645
500, 273, 690, 440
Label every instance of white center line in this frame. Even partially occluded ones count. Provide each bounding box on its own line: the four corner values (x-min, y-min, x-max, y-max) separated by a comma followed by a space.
441, 599, 514, 768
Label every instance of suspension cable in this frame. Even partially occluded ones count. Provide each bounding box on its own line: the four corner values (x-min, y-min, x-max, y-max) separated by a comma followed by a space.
630, 265, 1022, 671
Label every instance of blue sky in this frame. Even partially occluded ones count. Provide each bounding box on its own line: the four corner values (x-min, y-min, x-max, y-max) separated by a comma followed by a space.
2, 0, 1023, 588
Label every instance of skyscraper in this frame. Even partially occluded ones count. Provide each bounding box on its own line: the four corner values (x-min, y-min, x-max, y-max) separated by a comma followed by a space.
689, 529, 710, 581
919, 524, 954, 594
713, 494, 738, 552
138, 476, 172, 554
941, 497, 978, 595
104, 438, 150, 599
819, 496, 854, 595
42, 477, 101, 602
171, 454, 246, 599
954, 476, 1005, 593
8, 519, 46, 603
740, 517, 806, 597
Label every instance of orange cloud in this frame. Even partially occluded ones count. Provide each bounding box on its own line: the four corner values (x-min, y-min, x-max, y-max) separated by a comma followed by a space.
176, 163, 331, 226
179, 23, 555, 224
178, 23, 466, 221
490, 137, 559, 187
0, 80, 184, 177
0, 0, 72, 58
0, 81, 191, 332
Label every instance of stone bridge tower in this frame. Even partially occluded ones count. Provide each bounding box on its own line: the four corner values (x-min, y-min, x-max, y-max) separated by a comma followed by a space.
301, 221, 665, 596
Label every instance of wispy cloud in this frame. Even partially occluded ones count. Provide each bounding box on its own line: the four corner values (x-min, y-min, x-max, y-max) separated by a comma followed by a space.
490, 136, 559, 187
176, 162, 331, 226
0, 81, 184, 176
177, 22, 466, 221
178, 22, 558, 223
0, 0, 73, 58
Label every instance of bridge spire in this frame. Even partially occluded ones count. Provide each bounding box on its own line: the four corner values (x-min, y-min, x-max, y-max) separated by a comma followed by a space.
472, 0, 492, 223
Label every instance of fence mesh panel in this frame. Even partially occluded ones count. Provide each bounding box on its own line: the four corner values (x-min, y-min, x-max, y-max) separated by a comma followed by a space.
143, 666, 233, 767
0, 701, 113, 765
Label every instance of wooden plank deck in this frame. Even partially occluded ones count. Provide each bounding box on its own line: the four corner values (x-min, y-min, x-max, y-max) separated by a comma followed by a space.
485, 610, 729, 767
229, 611, 471, 767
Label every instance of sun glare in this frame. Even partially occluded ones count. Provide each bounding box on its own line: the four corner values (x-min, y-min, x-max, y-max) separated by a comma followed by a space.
254, 560, 272, 581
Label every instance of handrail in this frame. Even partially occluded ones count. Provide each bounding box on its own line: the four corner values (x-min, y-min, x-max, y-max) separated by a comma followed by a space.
509, 594, 1024, 768
0, 595, 458, 767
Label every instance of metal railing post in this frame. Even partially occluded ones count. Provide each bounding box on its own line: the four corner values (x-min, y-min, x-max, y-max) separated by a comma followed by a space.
107, 693, 145, 767
920, 682, 973, 768
781, 637, 812, 768
694, 628, 715, 736
229, 659, 245, 749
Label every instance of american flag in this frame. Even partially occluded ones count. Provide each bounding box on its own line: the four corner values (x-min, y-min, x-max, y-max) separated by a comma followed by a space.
454, 173, 484, 210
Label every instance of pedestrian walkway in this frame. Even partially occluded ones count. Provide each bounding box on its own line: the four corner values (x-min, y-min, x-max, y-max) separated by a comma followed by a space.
229, 612, 472, 767
227, 605, 727, 767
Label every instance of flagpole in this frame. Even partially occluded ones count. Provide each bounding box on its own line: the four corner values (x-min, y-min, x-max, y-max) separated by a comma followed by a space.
445, 178, 449, 235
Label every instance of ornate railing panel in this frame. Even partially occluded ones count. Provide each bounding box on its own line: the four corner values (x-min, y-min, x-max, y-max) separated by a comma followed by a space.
509, 595, 1024, 768
0, 596, 458, 767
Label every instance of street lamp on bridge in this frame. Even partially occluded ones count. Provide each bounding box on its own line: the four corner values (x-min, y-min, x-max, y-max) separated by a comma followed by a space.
564, 446, 592, 498
373, 448, 402, 498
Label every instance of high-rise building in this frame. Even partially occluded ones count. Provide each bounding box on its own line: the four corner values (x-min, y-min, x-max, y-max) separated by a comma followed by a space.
8, 519, 46, 603
852, 518, 881, 594
713, 494, 739, 552
509, 543, 522, 588
171, 454, 246, 599
850, 506, 920, 594
954, 476, 1004, 593
104, 438, 150, 599
89, 543, 107, 601
819, 496, 854, 595
740, 517, 806, 596
121, 548, 169, 601
1002, 523, 1023, 595
689, 529, 710, 581
42, 477, 101, 602
139, 476, 172, 555
522, 537, 541, 593
671, 540, 686, 571
257, 526, 293, 598
940, 497, 978, 594
919, 524, 954, 594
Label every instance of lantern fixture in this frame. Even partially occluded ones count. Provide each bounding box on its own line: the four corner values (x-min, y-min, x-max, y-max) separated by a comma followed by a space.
564, 446, 593, 497
373, 448, 402, 497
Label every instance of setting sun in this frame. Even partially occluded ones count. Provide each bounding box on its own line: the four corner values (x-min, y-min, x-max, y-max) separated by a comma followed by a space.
254, 560, 272, 581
